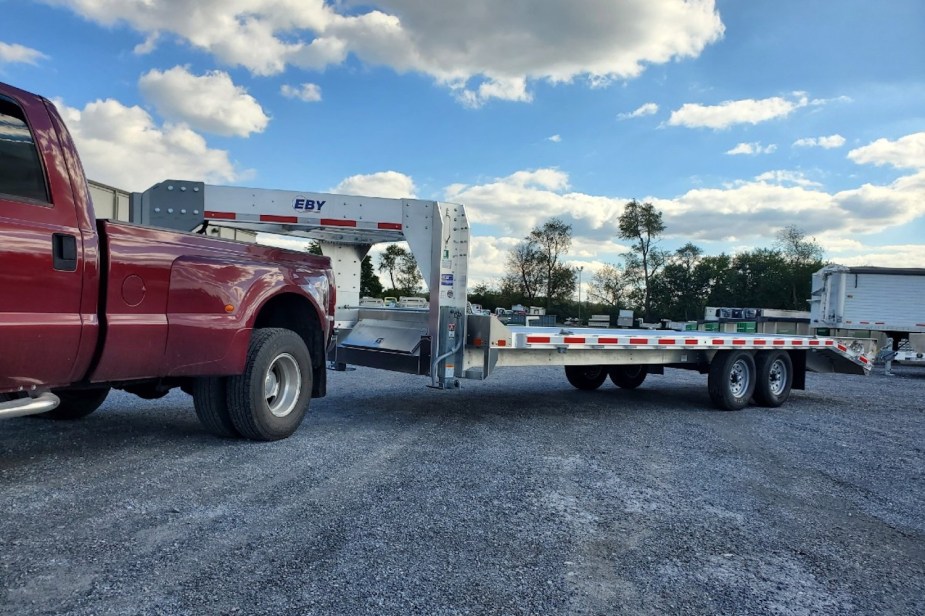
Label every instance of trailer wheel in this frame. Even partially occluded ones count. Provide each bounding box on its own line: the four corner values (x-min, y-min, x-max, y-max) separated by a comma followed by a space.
192, 377, 239, 438
564, 365, 608, 390
227, 328, 312, 441
41, 386, 111, 420
708, 351, 755, 411
608, 365, 648, 389
753, 351, 793, 407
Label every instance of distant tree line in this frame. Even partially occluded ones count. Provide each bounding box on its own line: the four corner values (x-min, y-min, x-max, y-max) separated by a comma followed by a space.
471, 200, 826, 323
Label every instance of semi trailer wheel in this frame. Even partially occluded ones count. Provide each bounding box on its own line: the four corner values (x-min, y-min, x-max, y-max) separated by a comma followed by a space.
227, 328, 312, 441
753, 351, 793, 407
192, 377, 238, 438
564, 365, 608, 390
708, 350, 755, 411
42, 386, 111, 420
608, 365, 648, 389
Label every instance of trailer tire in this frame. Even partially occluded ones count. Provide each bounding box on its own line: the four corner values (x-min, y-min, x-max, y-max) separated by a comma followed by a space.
564, 365, 608, 390
708, 351, 755, 411
227, 328, 312, 441
42, 386, 111, 420
608, 365, 648, 389
753, 351, 793, 407
192, 377, 239, 438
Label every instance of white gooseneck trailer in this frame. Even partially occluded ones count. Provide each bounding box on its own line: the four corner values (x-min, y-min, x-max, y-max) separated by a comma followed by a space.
131, 180, 875, 411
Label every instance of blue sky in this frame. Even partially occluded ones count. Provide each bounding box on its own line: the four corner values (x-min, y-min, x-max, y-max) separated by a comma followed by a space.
2, 0, 924, 288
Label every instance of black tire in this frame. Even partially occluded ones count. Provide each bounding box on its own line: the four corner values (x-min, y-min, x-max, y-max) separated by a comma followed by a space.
42, 386, 111, 420
608, 365, 648, 389
192, 377, 239, 438
753, 351, 793, 408
564, 365, 608, 390
227, 328, 312, 441
708, 351, 755, 411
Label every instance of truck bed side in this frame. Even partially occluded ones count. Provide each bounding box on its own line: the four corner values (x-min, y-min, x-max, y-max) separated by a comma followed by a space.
90, 220, 333, 383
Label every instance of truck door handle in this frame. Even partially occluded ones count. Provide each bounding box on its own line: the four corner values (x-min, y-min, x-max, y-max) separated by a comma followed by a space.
52, 233, 78, 271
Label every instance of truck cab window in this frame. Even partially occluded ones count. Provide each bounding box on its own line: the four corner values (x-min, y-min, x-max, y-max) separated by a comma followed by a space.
0, 98, 49, 203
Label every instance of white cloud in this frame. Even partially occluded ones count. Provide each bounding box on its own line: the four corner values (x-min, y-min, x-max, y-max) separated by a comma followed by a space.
793, 134, 846, 149
442, 146, 925, 248
281, 83, 323, 102
829, 244, 925, 268
331, 171, 417, 198
754, 170, 821, 188
55, 98, 239, 191
848, 132, 925, 170
547, 134, 562, 143
138, 66, 269, 137
668, 93, 809, 129
726, 142, 777, 156
618, 102, 659, 119
46, 0, 724, 105
0, 41, 47, 65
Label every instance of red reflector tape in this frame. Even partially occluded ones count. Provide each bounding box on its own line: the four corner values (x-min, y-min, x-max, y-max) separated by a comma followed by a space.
658, 338, 676, 345
205, 211, 236, 220
792, 340, 803, 346
712, 339, 725, 345
378, 222, 403, 230
837, 344, 848, 352
260, 214, 298, 223
564, 337, 585, 344
860, 356, 869, 364
684, 339, 698, 345
526, 336, 550, 344
773, 340, 786, 346
629, 337, 649, 345
732, 339, 746, 345
320, 218, 357, 227
754, 339, 767, 345
598, 337, 620, 344
825, 340, 834, 346
809, 340, 820, 346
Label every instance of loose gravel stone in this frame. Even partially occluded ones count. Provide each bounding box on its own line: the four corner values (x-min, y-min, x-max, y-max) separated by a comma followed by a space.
1, 363, 923, 615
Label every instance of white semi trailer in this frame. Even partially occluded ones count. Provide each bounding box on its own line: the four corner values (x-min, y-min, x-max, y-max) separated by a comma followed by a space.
809, 265, 925, 366
130, 180, 875, 411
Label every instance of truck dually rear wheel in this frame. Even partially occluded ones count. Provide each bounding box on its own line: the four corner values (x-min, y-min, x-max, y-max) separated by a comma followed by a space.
227, 328, 313, 441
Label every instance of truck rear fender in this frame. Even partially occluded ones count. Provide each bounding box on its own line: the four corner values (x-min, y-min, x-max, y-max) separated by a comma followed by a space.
164, 257, 329, 382
251, 291, 328, 398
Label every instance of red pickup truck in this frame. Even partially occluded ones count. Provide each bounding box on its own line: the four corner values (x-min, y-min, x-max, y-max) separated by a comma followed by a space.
0, 81, 335, 441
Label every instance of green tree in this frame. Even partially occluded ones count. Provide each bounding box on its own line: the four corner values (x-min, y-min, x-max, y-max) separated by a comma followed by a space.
529, 217, 573, 309
361, 256, 383, 297
396, 250, 423, 294
378, 244, 405, 290
650, 242, 706, 321
588, 263, 626, 307
618, 200, 667, 322
503, 240, 544, 302
774, 225, 826, 309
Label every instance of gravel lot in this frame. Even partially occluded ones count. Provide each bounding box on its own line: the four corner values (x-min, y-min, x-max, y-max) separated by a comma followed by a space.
1, 362, 923, 615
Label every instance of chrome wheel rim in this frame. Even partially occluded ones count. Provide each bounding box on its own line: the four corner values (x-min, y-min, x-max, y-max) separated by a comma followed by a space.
264, 353, 301, 417
729, 359, 750, 398
768, 358, 787, 396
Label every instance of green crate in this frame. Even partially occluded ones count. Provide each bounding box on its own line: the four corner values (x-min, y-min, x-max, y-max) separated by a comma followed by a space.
703, 322, 719, 332
736, 321, 757, 333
